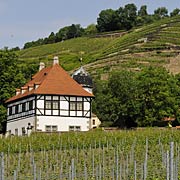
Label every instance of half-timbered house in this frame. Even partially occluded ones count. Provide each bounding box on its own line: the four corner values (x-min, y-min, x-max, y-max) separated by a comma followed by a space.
6, 57, 94, 136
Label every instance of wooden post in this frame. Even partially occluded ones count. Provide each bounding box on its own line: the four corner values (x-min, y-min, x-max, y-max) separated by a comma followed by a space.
170, 142, 174, 180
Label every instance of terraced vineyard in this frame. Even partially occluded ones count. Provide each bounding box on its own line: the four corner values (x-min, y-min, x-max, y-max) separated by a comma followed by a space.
0, 129, 180, 179
18, 16, 180, 77
18, 37, 115, 71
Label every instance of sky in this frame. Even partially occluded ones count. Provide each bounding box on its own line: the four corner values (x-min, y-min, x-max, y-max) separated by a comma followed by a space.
0, 0, 180, 49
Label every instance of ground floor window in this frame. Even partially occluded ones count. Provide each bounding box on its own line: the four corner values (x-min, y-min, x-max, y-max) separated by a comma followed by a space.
69, 126, 81, 131
8, 130, 11, 135
15, 129, 18, 136
45, 125, 58, 132
22, 127, 26, 136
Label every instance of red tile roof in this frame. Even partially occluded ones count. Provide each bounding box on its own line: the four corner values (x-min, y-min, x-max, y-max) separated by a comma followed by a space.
6, 64, 94, 103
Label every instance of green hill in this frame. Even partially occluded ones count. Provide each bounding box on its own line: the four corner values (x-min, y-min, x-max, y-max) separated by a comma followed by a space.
18, 15, 180, 77
18, 37, 115, 71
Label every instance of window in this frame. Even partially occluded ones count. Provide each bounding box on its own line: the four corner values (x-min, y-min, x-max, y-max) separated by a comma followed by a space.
29, 100, 33, 110
69, 126, 74, 131
15, 105, 19, 114
46, 96, 51, 100
15, 129, 18, 136
45, 125, 58, 132
8, 130, 11, 135
45, 125, 51, 132
22, 103, 26, 112
77, 102, 83, 111
45, 100, 51, 109
75, 126, 81, 131
9, 107, 12, 115
70, 102, 76, 111
45, 99, 59, 110
52, 101, 59, 110
70, 101, 83, 111
69, 126, 81, 131
53, 96, 58, 100
93, 119, 95, 125
52, 126, 58, 132
22, 127, 26, 136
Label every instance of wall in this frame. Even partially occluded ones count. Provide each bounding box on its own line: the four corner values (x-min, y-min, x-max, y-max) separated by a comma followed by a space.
36, 116, 90, 131
6, 116, 35, 136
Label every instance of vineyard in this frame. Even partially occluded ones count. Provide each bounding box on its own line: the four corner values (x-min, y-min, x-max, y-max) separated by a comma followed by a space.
0, 129, 180, 179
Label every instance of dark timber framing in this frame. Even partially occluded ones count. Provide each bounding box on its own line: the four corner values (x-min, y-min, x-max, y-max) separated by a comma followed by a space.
7, 95, 35, 121
7, 94, 92, 122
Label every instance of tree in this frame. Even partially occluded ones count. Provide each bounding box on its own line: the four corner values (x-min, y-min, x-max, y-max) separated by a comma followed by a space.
138, 5, 148, 17
154, 7, 168, 19
44, 32, 56, 44
93, 71, 139, 128
94, 67, 180, 128
66, 24, 84, 39
93, 80, 114, 126
108, 71, 139, 127
56, 26, 69, 41
11, 47, 20, 51
122, 3, 137, 30
0, 50, 26, 133
170, 8, 180, 17
137, 5, 151, 26
96, 9, 119, 32
136, 67, 179, 126
84, 24, 97, 35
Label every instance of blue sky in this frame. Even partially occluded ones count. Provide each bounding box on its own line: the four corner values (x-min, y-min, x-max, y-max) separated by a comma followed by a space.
0, 0, 179, 49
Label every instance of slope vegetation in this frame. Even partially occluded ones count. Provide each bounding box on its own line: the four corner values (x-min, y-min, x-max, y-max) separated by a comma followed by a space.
18, 16, 180, 76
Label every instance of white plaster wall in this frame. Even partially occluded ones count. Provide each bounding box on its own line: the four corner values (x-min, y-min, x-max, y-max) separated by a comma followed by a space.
90, 116, 101, 129
84, 102, 90, 110
37, 99, 44, 108
60, 100, 69, 109
37, 116, 90, 132
6, 116, 35, 136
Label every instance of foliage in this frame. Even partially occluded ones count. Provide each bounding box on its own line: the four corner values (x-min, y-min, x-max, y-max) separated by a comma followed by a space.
170, 8, 180, 17
154, 7, 168, 19
93, 67, 180, 127
108, 71, 139, 127
96, 9, 120, 32
23, 24, 84, 49
0, 50, 27, 133
22, 4, 180, 49
136, 67, 179, 126
84, 24, 97, 35
97, 4, 138, 32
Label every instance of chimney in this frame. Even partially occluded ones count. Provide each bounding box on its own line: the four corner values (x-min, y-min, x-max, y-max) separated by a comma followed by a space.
16, 89, 21, 96
53, 56, 59, 65
39, 62, 45, 71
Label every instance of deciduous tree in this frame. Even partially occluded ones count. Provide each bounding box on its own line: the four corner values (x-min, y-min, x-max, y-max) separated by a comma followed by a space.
0, 50, 26, 133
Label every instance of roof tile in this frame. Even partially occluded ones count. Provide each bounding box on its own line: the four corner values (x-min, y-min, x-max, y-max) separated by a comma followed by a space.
6, 64, 93, 103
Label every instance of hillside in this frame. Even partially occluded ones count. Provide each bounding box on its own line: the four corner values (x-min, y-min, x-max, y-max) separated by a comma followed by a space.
18, 15, 180, 77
